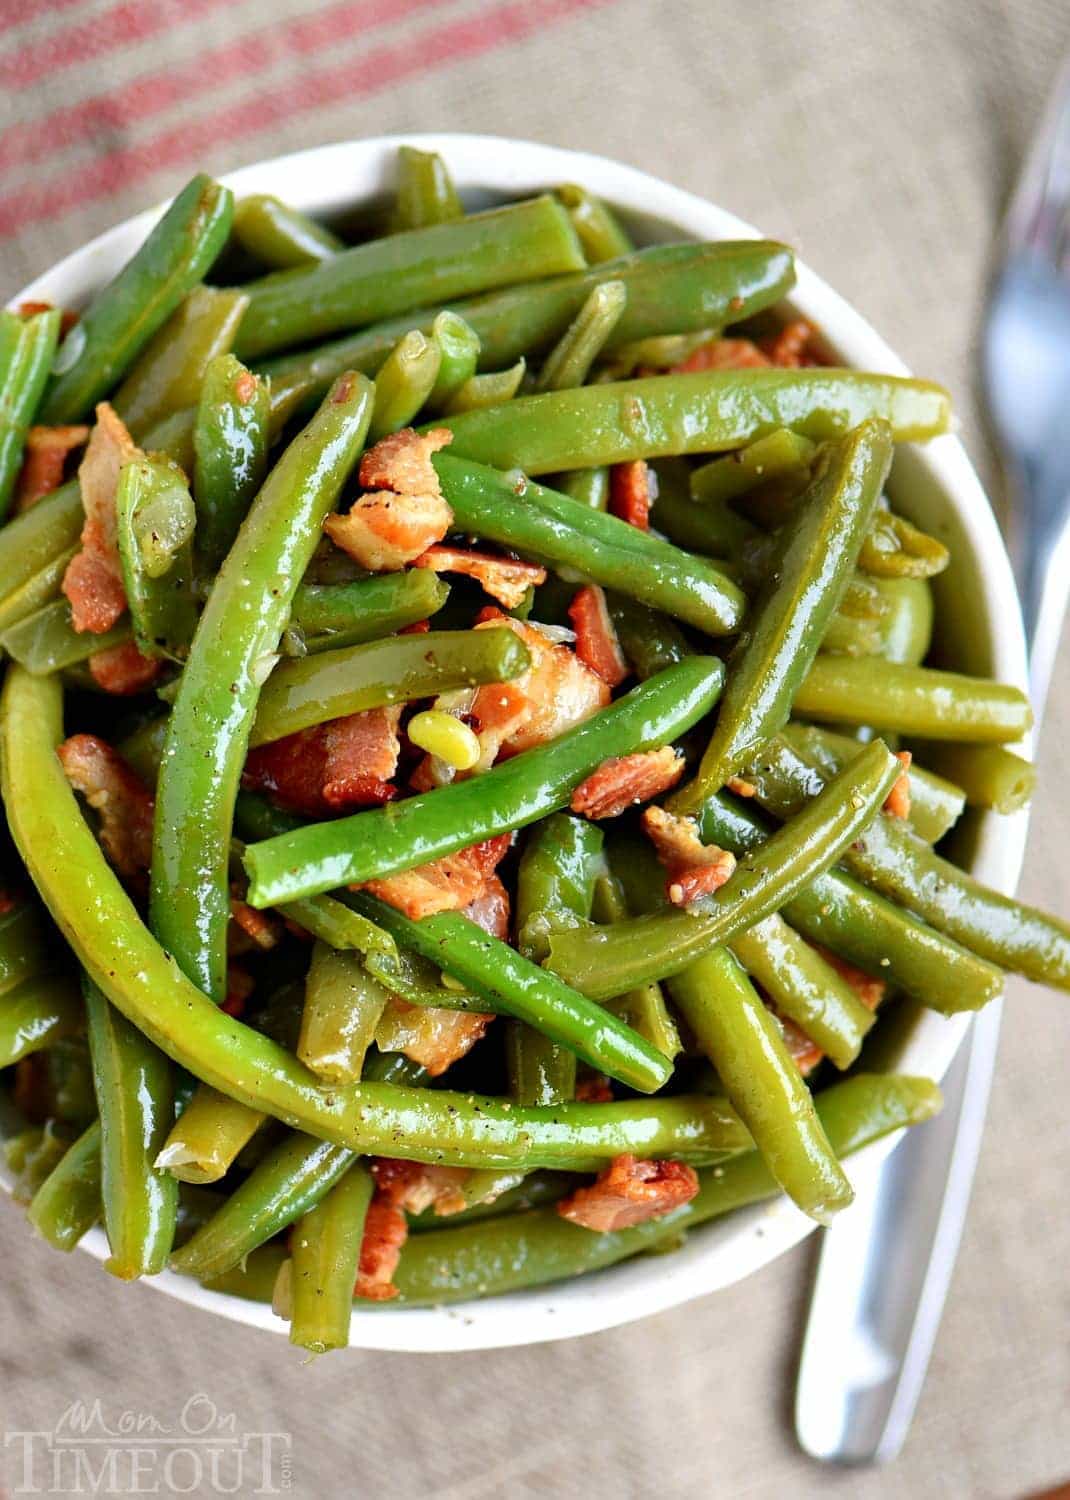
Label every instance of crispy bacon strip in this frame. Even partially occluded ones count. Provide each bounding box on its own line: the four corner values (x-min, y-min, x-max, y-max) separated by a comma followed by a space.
14, 424, 89, 513
462, 872, 511, 940
87, 640, 162, 696
354, 1198, 408, 1301
725, 776, 756, 798
222, 966, 255, 1018
413, 544, 545, 609
371, 1158, 470, 1217
816, 947, 887, 1013
575, 1073, 614, 1103
780, 1014, 825, 1077
324, 427, 453, 571
672, 338, 770, 373
557, 1154, 699, 1231
0, 891, 18, 916
360, 834, 511, 921
242, 707, 401, 816
62, 404, 142, 634
375, 1000, 494, 1077
471, 611, 610, 759
883, 750, 912, 820
18, 301, 79, 337
571, 746, 684, 820
642, 805, 737, 905
568, 585, 628, 687
759, 318, 821, 367
229, 896, 281, 953
57, 733, 154, 880
609, 460, 653, 530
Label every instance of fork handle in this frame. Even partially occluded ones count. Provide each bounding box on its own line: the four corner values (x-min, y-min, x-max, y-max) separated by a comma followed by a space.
1013, 449, 1070, 711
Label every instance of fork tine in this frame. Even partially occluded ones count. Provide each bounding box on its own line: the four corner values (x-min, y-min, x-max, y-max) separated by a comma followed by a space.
1001, 52, 1070, 268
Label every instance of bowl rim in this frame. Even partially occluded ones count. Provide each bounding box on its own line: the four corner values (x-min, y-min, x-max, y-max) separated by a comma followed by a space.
4, 132, 1031, 1353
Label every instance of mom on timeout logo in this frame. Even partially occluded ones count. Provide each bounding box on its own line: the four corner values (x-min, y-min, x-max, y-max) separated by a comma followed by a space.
3, 1391, 293, 1494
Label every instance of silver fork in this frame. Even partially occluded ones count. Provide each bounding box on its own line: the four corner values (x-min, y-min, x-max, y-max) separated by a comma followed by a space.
795, 55, 1070, 1465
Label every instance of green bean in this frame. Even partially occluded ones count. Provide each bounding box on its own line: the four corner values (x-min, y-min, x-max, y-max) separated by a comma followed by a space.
155, 1083, 266, 1184
243, 657, 725, 906
869, 576, 933, 664
606, 596, 691, 682
434, 455, 745, 634
793, 657, 1032, 743
257, 241, 796, 415
409, 1170, 573, 1230
427, 311, 481, 412
5, 664, 750, 1170
535, 280, 627, 392
0, 598, 131, 674
115, 457, 197, 661
745, 734, 1070, 991
729, 916, 875, 1069
275, 891, 397, 967
151, 372, 374, 1001
444, 359, 526, 414
352, 894, 672, 1095
648, 459, 750, 558
235, 197, 584, 361
510, 815, 603, 1106
46, 1036, 97, 1128
820, 609, 884, 657
0, 306, 62, 519
42, 175, 233, 423
112, 286, 248, 438
600, 329, 717, 378
0, 545, 77, 638
434, 369, 951, 475
232, 194, 344, 268
921, 743, 1036, 816
667, 948, 851, 1221
0, 899, 51, 997
290, 571, 449, 653
249, 626, 530, 746
26, 1119, 102, 1252
192, 353, 271, 571
84, 977, 176, 1279
367, 329, 441, 441
690, 428, 816, 507
859, 508, 949, 578
591, 868, 681, 1060
0, 972, 83, 1067
544, 740, 903, 998
556, 184, 633, 264
170, 1131, 357, 1280
557, 466, 609, 510
285, 1162, 374, 1353
298, 942, 387, 1084
784, 722, 964, 842
696, 789, 1005, 1014
393, 146, 463, 231
678, 419, 892, 806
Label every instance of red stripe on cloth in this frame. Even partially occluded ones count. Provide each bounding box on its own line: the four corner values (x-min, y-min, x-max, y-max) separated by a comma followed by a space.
0, 0, 452, 173
0, 0, 620, 240
0, 0, 87, 41
0, 0, 246, 90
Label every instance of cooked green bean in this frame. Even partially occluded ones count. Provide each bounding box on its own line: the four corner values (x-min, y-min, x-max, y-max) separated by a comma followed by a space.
557, 184, 633, 264
84, 977, 177, 1279
859, 508, 949, 578
290, 571, 449, 649
26, 1119, 102, 1252
0, 482, 88, 602
232, 194, 344, 268
690, 428, 816, 507
42, 175, 233, 423
115, 457, 197, 661
250, 626, 530, 746
235, 197, 585, 361
393, 146, 463, 231
921, 743, 1036, 815
793, 657, 1032, 743
243, 657, 724, 905
433, 369, 950, 474
284, 1161, 374, 1353
0, 545, 77, 638
367, 329, 441, 440
192, 353, 271, 571
155, 1083, 266, 1184
606, 595, 691, 680
112, 286, 248, 438
536, 280, 627, 392
558, 465, 610, 510
151, 372, 374, 1001
0, 972, 83, 1067
0, 899, 51, 997
651, 456, 755, 556
298, 942, 387, 1084
434, 454, 745, 634
0, 598, 131, 675
444, 359, 526, 414
675, 419, 892, 806
591, 866, 681, 1060
0, 306, 62, 519
426, 311, 481, 412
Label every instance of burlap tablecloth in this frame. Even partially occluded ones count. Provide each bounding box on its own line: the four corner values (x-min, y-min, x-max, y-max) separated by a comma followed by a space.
2, 2, 1069, 1495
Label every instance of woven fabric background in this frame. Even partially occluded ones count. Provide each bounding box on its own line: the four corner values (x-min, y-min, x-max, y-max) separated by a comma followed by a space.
1, 2, 1069, 1495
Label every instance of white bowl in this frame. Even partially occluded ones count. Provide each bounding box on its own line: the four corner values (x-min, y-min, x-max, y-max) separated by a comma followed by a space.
5, 134, 1030, 1352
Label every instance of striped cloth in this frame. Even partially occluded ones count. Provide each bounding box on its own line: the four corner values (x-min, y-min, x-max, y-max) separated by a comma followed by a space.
2, 3, 1070, 1499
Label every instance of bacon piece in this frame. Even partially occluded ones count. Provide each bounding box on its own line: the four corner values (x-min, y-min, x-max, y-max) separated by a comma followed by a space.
671, 338, 771, 373
62, 404, 142, 634
18, 301, 79, 337
324, 427, 453, 571
642, 805, 737, 905
568, 585, 628, 687
229, 895, 281, 953
414, 545, 545, 609
0, 891, 18, 916
14, 424, 89, 513
57, 733, 154, 879
725, 776, 756, 798
557, 1154, 699, 1232
361, 834, 511, 921
398, 618, 430, 634
462, 872, 510, 940
575, 1073, 614, 1103
242, 707, 401, 816
470, 611, 609, 760
759, 318, 820, 367
780, 1014, 825, 1077
609, 460, 653, 530
883, 750, 912, 820
87, 640, 162, 696
222, 966, 255, 1018
371, 1158, 470, 1217
354, 1197, 408, 1301
816, 947, 886, 1013
571, 746, 684, 820
375, 1000, 494, 1077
